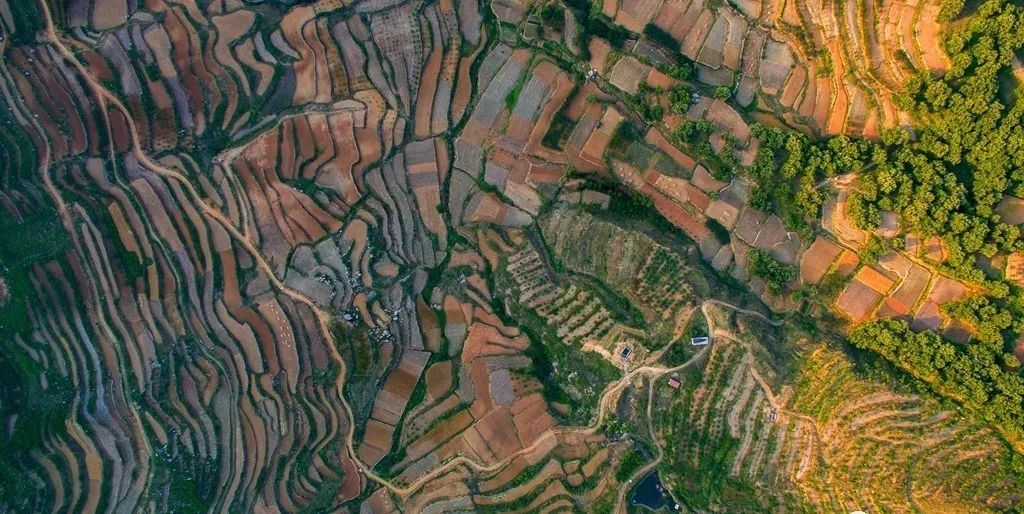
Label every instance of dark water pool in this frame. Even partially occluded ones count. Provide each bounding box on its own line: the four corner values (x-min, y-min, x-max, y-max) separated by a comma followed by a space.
629, 471, 672, 510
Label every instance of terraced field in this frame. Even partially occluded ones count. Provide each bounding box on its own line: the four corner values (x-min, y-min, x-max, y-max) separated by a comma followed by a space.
2, 0, 1023, 512
650, 310, 1024, 512
601, 0, 950, 137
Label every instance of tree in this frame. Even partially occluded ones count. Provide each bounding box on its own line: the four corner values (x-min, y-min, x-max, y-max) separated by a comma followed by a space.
694, 119, 717, 134
541, 3, 565, 32
642, 24, 681, 53
747, 249, 796, 294
943, 296, 1018, 349
664, 64, 693, 81
859, 235, 888, 265
672, 120, 694, 143
668, 85, 693, 114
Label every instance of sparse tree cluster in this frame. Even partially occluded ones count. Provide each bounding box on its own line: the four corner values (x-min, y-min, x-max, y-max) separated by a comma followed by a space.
540, 3, 565, 33
632, 81, 665, 122
668, 84, 693, 114
747, 125, 873, 233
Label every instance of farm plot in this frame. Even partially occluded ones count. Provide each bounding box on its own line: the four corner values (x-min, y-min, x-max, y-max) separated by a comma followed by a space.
0, 96, 369, 514
617, 0, 951, 137
0, 0, 488, 510
506, 245, 647, 350
377, 265, 563, 480
0, 0, 1003, 512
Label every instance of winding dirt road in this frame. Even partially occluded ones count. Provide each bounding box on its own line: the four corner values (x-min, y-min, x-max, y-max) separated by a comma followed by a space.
35, 0, 411, 496
36, 0, 788, 502
612, 300, 785, 513
38, 4, 571, 494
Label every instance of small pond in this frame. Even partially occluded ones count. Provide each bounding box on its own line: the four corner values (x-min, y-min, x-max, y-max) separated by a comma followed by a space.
628, 471, 673, 511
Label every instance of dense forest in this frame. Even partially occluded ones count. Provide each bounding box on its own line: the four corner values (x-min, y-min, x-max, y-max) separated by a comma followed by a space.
748, 0, 1024, 280
736, 0, 1024, 443
849, 319, 1024, 445
861, 0, 1024, 445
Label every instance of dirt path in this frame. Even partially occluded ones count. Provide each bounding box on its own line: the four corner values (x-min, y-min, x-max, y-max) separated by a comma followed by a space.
704, 299, 783, 327
35, 0, 405, 496
614, 375, 665, 514
37, 3, 619, 497
613, 300, 779, 513
611, 299, 812, 512
37, 1, 789, 501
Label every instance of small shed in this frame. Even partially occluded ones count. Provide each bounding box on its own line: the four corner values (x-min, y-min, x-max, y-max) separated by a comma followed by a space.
667, 378, 681, 389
